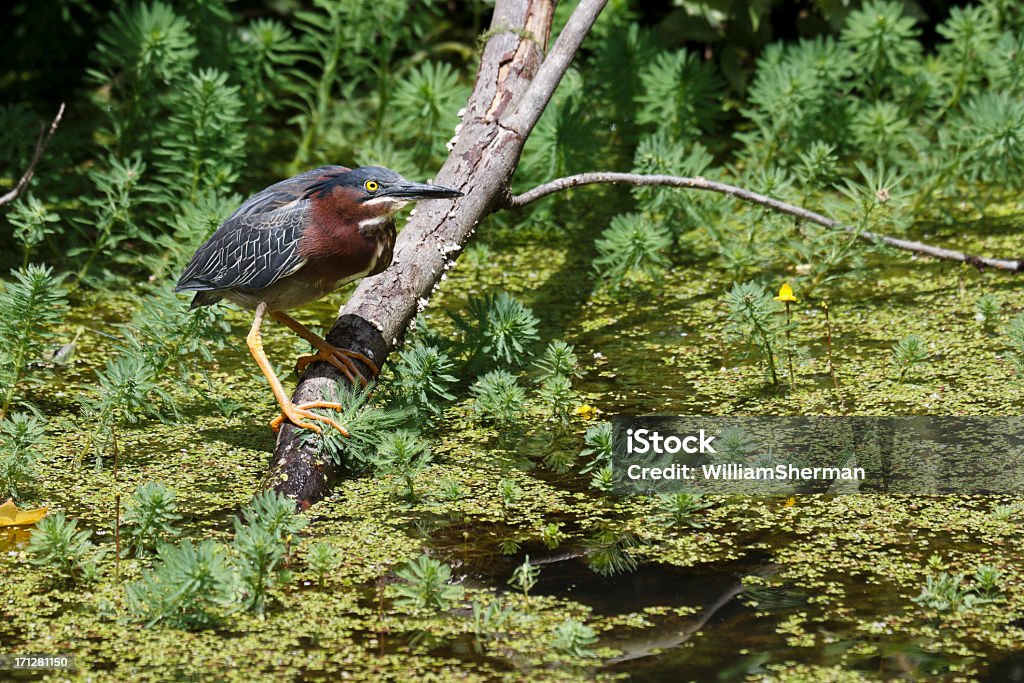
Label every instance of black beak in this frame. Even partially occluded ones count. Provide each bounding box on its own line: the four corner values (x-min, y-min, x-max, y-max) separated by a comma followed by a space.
382, 180, 463, 200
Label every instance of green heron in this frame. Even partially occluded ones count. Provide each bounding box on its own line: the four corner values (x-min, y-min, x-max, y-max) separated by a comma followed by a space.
175, 165, 462, 435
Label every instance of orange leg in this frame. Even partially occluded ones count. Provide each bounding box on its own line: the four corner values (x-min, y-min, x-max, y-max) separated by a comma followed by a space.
247, 303, 349, 436
269, 311, 379, 386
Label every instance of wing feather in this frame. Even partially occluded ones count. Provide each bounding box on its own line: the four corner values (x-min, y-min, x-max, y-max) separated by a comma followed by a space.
175, 166, 348, 294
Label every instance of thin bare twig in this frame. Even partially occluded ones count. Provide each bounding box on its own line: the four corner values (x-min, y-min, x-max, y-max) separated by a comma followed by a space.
0, 103, 66, 207
504, 172, 1023, 272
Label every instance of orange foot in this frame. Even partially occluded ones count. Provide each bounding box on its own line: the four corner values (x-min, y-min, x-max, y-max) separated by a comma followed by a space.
296, 345, 379, 386
270, 400, 350, 436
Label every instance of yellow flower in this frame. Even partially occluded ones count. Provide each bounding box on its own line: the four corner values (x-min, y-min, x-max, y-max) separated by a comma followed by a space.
774, 283, 798, 303
0, 498, 48, 527
784, 496, 796, 508
574, 404, 598, 420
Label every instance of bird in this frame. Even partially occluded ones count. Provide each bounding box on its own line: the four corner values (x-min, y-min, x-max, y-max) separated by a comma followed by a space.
175, 165, 462, 435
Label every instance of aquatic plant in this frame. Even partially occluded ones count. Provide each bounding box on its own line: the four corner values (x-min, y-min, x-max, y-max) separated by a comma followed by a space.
437, 479, 466, 501
89, 1, 198, 151
534, 341, 582, 379
393, 553, 464, 612
585, 526, 638, 577
0, 265, 69, 419
471, 371, 527, 426
537, 374, 576, 424
28, 512, 105, 585
551, 618, 599, 658
153, 68, 247, 204
973, 564, 1004, 599
580, 422, 616, 491
589, 466, 616, 492
636, 48, 722, 138
122, 482, 181, 557
305, 541, 340, 588
0, 411, 46, 499
389, 61, 469, 166
311, 382, 412, 466
630, 133, 717, 228
230, 492, 304, 613
497, 478, 521, 519
126, 539, 236, 628
912, 572, 984, 613
774, 283, 798, 387
372, 430, 433, 502
1005, 314, 1024, 375
6, 195, 60, 267
119, 287, 231, 386
393, 341, 457, 416
991, 503, 1022, 521
452, 292, 540, 370
80, 354, 172, 464
723, 281, 789, 386
974, 293, 1001, 329
580, 422, 613, 473
238, 490, 308, 548
72, 155, 148, 287
233, 520, 290, 614
508, 555, 539, 606
657, 492, 713, 528
593, 212, 672, 287
540, 522, 566, 550
471, 599, 513, 649
891, 334, 928, 382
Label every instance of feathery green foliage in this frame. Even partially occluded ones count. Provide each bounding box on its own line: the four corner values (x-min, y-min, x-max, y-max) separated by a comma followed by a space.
594, 213, 672, 287
509, 555, 540, 605
657, 492, 713, 528
393, 342, 458, 416
534, 341, 582, 379
7, 195, 59, 267
154, 68, 246, 203
28, 512, 105, 585
636, 49, 723, 138
452, 292, 540, 370
372, 430, 433, 502
393, 553, 464, 613
1006, 315, 1024, 376
891, 334, 929, 382
723, 281, 790, 386
126, 539, 236, 628
0, 265, 68, 418
0, 412, 46, 499
305, 541, 340, 589
551, 618, 599, 658
471, 370, 527, 426
122, 482, 182, 557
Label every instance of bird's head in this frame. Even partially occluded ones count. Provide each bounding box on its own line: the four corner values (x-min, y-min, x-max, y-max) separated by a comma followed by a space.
305, 166, 462, 217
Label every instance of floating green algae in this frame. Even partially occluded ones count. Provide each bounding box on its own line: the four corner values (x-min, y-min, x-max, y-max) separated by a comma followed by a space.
2, 213, 1024, 682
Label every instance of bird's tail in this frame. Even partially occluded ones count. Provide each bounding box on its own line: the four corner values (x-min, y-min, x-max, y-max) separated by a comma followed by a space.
188, 291, 222, 309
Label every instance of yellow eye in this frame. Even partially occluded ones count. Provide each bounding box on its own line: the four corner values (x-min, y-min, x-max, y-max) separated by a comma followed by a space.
365, 180, 379, 192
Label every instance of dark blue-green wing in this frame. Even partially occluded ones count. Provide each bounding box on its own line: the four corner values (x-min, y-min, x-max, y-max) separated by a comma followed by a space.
175, 166, 348, 297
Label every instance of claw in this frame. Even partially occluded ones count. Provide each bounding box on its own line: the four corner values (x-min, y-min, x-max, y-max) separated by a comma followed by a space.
295, 345, 379, 386
270, 400, 349, 436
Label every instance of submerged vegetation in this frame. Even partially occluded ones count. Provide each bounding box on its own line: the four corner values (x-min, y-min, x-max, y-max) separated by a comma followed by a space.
2, 0, 1024, 680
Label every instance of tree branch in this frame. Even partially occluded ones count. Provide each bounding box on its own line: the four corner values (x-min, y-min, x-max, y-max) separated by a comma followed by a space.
0, 103, 66, 207
503, 0, 607, 135
505, 172, 1023, 272
268, 0, 609, 508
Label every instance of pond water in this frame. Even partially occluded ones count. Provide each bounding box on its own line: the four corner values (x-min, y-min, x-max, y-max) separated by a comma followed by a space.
1, 214, 1023, 681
